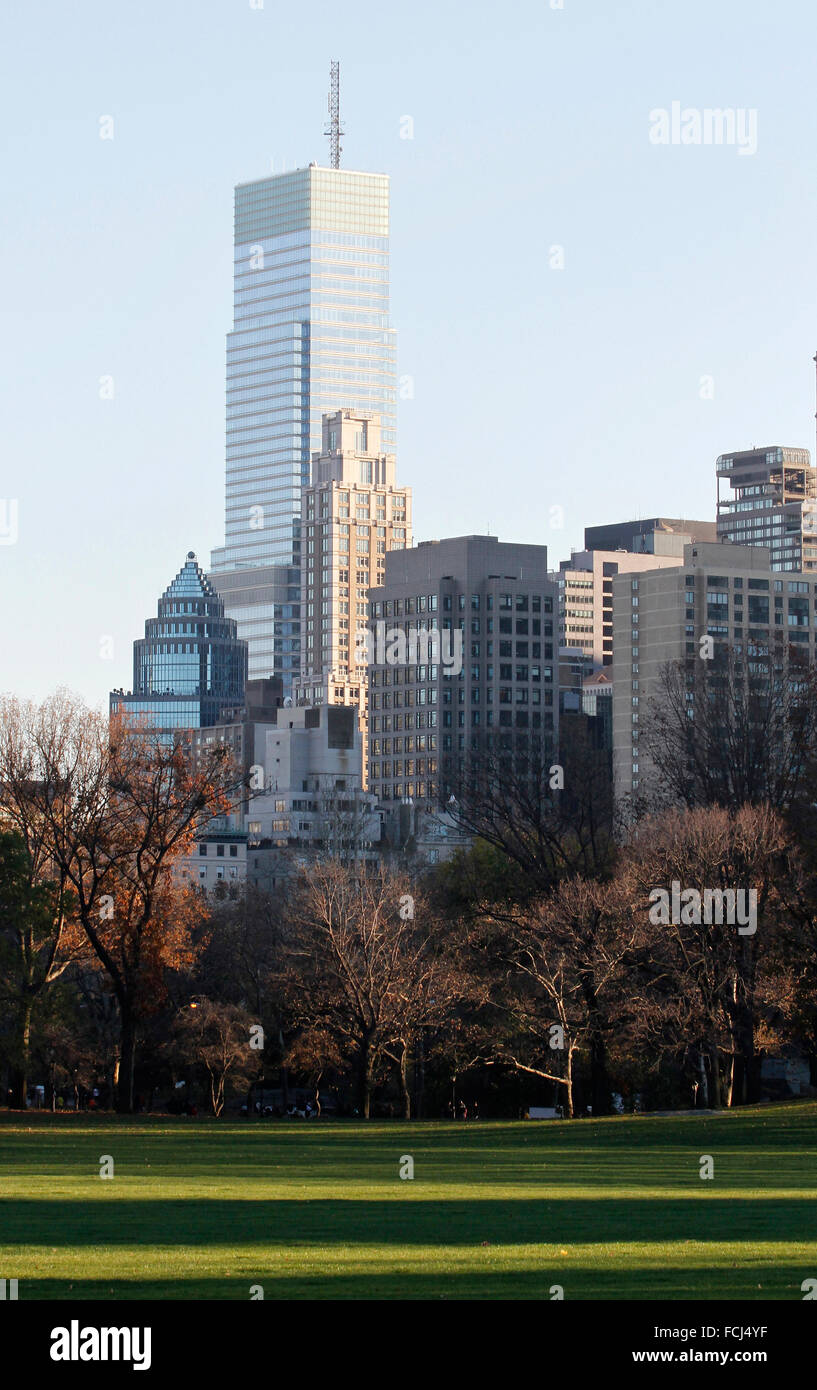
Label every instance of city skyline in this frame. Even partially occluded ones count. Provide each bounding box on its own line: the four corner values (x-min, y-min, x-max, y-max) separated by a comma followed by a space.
5, 0, 817, 708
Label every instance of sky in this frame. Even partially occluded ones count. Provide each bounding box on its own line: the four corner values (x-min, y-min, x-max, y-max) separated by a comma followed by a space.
3, 0, 817, 709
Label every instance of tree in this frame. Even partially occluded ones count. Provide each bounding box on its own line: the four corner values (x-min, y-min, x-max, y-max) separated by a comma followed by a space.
283, 860, 462, 1117
174, 997, 255, 1116
0, 691, 243, 1111
441, 719, 614, 896
479, 872, 640, 1117
640, 642, 817, 815
0, 828, 85, 1107
624, 803, 788, 1106
196, 887, 292, 1107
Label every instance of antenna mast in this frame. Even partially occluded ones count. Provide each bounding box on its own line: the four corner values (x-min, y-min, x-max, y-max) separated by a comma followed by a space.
325, 60, 343, 169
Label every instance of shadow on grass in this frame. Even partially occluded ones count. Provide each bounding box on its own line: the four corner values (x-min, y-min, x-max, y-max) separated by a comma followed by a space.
9, 1264, 812, 1301
3, 1196, 816, 1248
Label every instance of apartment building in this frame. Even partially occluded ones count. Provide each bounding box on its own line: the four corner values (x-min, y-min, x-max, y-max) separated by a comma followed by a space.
295, 410, 411, 784
716, 445, 817, 572
553, 548, 688, 672
612, 540, 817, 803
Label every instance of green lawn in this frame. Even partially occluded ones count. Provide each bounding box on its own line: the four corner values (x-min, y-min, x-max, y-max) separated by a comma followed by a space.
1, 1103, 816, 1300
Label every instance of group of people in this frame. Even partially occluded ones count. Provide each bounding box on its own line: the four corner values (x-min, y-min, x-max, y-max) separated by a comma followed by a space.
446, 1099, 479, 1121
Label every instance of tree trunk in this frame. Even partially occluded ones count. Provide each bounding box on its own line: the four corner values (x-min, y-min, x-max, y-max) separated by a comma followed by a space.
580, 971, 611, 1115
708, 1043, 722, 1109
565, 1047, 575, 1119
116, 1007, 137, 1114
698, 1050, 709, 1108
394, 1044, 410, 1119
357, 1036, 373, 1118
414, 1031, 426, 1119
10, 996, 33, 1109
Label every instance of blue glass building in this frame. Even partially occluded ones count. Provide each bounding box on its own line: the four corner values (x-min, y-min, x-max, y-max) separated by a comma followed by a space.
110, 552, 248, 735
209, 164, 396, 691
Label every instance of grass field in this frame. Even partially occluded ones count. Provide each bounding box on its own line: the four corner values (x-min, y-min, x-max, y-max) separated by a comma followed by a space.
1, 1102, 816, 1300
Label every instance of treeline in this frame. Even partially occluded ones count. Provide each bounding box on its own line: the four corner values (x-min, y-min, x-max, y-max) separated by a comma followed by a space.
2, 660, 817, 1119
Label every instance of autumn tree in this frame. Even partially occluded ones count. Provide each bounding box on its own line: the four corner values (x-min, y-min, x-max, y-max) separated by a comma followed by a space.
0, 691, 243, 1111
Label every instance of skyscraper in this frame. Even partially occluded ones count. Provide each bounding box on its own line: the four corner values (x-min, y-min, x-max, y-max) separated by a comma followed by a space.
295, 408, 411, 786
210, 162, 397, 692
110, 552, 247, 737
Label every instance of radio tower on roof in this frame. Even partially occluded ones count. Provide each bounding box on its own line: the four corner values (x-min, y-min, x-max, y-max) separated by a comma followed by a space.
325, 60, 343, 168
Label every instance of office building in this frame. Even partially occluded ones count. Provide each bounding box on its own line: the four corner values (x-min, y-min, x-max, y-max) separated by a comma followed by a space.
110, 552, 247, 736
210, 164, 397, 691
716, 445, 817, 572
245, 703, 379, 881
366, 535, 558, 818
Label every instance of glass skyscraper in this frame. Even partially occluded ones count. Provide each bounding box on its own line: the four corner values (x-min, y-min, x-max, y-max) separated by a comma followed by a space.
209, 164, 396, 690
110, 552, 248, 735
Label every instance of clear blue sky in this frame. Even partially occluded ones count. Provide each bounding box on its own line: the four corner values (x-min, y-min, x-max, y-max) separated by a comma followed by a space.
3, 0, 817, 708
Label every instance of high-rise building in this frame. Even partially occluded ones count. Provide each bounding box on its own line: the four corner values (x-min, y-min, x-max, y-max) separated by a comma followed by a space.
210, 164, 397, 692
110, 552, 247, 737
716, 446, 817, 572
366, 536, 558, 819
295, 409, 410, 781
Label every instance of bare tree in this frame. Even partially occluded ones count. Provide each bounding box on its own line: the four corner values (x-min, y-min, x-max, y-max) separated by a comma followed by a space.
641, 641, 817, 815
441, 720, 614, 895
174, 997, 255, 1116
624, 803, 788, 1106
283, 860, 462, 1117
480, 872, 641, 1117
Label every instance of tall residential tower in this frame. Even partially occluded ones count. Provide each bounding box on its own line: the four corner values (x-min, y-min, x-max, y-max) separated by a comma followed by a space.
716, 446, 817, 572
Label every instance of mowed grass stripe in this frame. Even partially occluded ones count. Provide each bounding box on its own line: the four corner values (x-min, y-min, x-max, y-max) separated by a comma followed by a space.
1, 1104, 815, 1299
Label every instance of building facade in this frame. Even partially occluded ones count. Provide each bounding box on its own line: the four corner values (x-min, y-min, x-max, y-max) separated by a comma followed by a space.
245, 703, 378, 882
365, 535, 558, 818
210, 165, 397, 692
110, 552, 247, 736
295, 408, 410, 784
552, 547, 688, 672
716, 445, 817, 572
611, 539, 817, 804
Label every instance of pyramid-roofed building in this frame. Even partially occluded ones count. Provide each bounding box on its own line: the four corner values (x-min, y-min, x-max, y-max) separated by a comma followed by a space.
110, 552, 248, 737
